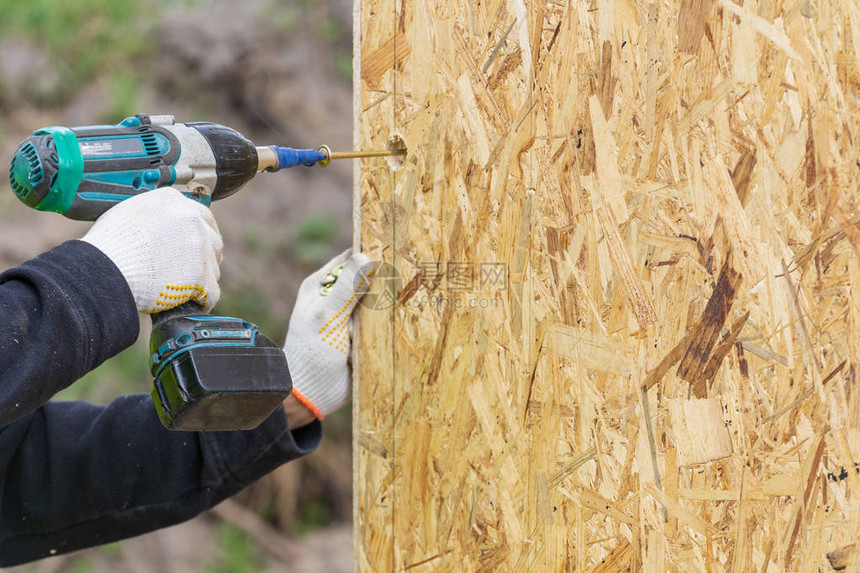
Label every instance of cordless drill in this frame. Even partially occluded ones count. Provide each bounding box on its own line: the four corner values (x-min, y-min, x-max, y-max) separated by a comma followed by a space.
7, 114, 343, 431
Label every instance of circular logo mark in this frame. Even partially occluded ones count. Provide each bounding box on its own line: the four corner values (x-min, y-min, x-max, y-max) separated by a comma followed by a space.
355, 261, 400, 310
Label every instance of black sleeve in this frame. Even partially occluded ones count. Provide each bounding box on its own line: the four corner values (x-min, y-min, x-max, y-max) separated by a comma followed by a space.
0, 396, 321, 566
0, 240, 139, 426
0, 241, 323, 565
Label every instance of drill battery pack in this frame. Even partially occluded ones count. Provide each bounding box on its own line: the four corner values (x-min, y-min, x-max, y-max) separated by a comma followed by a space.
149, 308, 292, 431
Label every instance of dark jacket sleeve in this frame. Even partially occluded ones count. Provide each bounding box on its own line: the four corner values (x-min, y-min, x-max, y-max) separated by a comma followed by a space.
0, 241, 322, 566
0, 240, 139, 426
0, 396, 321, 566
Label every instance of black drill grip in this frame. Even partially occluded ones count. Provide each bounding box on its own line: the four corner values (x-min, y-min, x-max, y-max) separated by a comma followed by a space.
151, 301, 203, 327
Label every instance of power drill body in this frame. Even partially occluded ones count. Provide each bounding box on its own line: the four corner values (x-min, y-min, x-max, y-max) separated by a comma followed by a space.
10, 114, 264, 219
8, 114, 328, 431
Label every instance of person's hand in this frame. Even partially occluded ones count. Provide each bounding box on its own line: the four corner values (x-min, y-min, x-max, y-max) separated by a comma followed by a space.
283, 250, 373, 423
81, 187, 223, 314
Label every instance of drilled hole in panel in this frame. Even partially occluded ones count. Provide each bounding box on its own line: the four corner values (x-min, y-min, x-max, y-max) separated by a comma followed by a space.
386, 133, 406, 171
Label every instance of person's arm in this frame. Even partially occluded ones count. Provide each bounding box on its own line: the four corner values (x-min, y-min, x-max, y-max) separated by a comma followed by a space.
0, 240, 139, 427
0, 209, 363, 564
0, 395, 321, 566
0, 248, 370, 565
0, 190, 325, 566
0, 187, 223, 428
283, 393, 317, 428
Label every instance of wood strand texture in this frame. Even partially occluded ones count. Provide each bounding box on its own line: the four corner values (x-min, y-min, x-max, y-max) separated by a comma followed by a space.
354, 0, 860, 570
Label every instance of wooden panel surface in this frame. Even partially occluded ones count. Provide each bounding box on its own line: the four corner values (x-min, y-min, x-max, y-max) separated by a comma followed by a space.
353, 0, 860, 570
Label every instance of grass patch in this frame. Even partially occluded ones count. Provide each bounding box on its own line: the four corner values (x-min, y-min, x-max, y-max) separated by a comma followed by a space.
0, 0, 154, 101
315, 20, 343, 44
55, 324, 151, 405
294, 500, 330, 536
69, 555, 93, 573
99, 542, 123, 557
242, 224, 264, 253
101, 73, 141, 124
205, 523, 259, 573
264, 0, 302, 32
212, 285, 282, 340
334, 50, 353, 82
291, 215, 339, 266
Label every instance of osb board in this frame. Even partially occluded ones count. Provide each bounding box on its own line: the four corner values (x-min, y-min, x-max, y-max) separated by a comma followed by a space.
353, 0, 860, 571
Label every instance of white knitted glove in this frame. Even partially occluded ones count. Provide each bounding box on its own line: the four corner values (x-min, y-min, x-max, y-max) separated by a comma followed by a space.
284, 250, 373, 419
81, 187, 223, 314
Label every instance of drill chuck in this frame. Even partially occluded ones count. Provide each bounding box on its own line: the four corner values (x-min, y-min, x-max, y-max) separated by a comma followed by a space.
256, 146, 327, 172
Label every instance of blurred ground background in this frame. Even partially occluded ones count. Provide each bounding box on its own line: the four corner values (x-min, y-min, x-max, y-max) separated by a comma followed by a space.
0, 0, 356, 571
